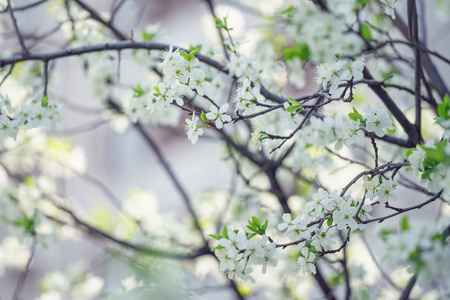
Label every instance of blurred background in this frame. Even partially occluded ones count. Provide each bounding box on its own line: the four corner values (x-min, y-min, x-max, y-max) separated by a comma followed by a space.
0, 0, 449, 299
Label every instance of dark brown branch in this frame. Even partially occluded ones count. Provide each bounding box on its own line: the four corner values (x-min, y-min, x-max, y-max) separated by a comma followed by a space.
0, 0, 47, 14
73, 0, 127, 40
43, 60, 49, 98
6, 0, 29, 54
340, 232, 351, 300
12, 236, 38, 300
55, 119, 109, 135
340, 162, 410, 197
393, 14, 450, 99
50, 207, 207, 260
363, 68, 419, 146
369, 133, 379, 168
110, 0, 126, 25
399, 275, 417, 300
361, 191, 442, 224
408, 0, 423, 143
0, 64, 14, 87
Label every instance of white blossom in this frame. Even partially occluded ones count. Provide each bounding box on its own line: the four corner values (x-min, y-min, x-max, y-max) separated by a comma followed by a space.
297, 247, 317, 275
185, 112, 203, 144
380, 0, 398, 19
189, 69, 211, 96
206, 103, 232, 129
364, 105, 395, 137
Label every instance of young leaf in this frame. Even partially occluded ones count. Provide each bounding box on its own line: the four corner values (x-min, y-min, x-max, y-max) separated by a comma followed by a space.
288, 97, 299, 106
262, 219, 268, 231
131, 84, 145, 97
201, 111, 209, 123
360, 23, 373, 41
348, 107, 364, 124
252, 216, 261, 229
41, 95, 48, 107
221, 225, 229, 239
437, 94, 450, 119
209, 234, 222, 240
406, 147, 417, 158
326, 217, 333, 227
400, 216, 410, 231
286, 105, 300, 112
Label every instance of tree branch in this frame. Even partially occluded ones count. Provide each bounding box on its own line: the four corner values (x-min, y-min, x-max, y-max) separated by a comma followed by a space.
6, 0, 29, 54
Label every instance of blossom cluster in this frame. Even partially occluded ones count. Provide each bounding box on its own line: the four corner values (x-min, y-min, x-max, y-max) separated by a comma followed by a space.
316, 58, 365, 93
146, 46, 234, 143
234, 78, 261, 112
407, 139, 450, 197
212, 225, 277, 283
227, 53, 261, 82
363, 176, 398, 203
382, 217, 450, 286
251, 103, 393, 154
284, 1, 364, 63
0, 94, 63, 142
275, 188, 374, 275
38, 266, 104, 300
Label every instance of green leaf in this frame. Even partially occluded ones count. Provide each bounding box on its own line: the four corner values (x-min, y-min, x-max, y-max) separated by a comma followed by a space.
246, 232, 257, 239
180, 49, 198, 61
437, 94, 450, 119
360, 23, 373, 41
400, 216, 410, 231
262, 219, 268, 231
215, 17, 224, 29
212, 245, 225, 251
189, 44, 202, 53
246, 223, 257, 232
201, 111, 209, 123
131, 84, 145, 97
41, 95, 48, 107
221, 225, 229, 239
282, 43, 311, 61
295, 43, 310, 61
406, 147, 417, 158
288, 97, 299, 106
252, 216, 261, 228
282, 47, 295, 61
431, 233, 444, 241
14, 211, 38, 233
357, 0, 370, 7
279, 5, 296, 16
380, 228, 395, 242
286, 104, 301, 112
141, 30, 155, 42
326, 217, 333, 227
348, 107, 364, 124
209, 234, 222, 240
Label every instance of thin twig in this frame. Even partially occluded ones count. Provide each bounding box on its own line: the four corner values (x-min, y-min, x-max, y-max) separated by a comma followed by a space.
399, 275, 417, 300
0, 64, 14, 87
0, 0, 47, 14
6, 0, 29, 54
361, 233, 401, 291
361, 191, 442, 224
205, 0, 229, 61
12, 235, 38, 300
